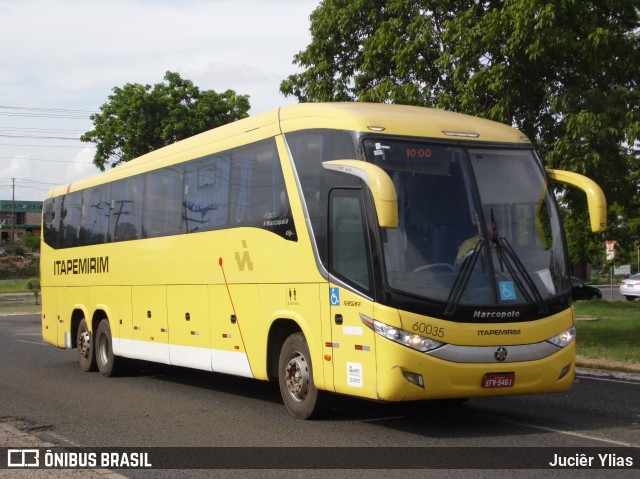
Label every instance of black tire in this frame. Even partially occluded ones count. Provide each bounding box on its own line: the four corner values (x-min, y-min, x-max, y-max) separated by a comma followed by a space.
77, 318, 96, 372
278, 332, 329, 419
95, 318, 123, 377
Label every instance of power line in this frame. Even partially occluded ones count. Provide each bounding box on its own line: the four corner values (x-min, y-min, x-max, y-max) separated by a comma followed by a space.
0, 105, 95, 120
0, 156, 89, 164
0, 143, 94, 149
0, 105, 95, 113
0, 134, 80, 140
0, 126, 86, 133
12, 177, 68, 186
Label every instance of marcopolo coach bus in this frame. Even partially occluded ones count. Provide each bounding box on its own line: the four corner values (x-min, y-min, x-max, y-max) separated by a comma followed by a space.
41, 103, 606, 419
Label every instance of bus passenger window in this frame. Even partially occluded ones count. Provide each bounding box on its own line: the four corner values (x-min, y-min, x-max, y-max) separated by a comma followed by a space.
110, 176, 143, 242
43, 198, 60, 248
59, 192, 82, 248
142, 166, 184, 238
80, 186, 109, 245
184, 156, 230, 232
231, 139, 290, 229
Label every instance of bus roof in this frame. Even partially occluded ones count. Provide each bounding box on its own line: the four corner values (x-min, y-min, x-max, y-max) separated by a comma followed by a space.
46, 102, 530, 198
278, 102, 529, 144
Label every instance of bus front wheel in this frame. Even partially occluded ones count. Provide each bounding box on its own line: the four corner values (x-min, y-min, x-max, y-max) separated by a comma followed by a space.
77, 318, 96, 372
278, 332, 328, 419
95, 319, 122, 377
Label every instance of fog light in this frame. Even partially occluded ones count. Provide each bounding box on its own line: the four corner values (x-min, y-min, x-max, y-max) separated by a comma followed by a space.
558, 364, 571, 380
403, 371, 424, 388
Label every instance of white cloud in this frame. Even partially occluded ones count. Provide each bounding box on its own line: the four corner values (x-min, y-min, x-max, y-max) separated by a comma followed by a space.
0, 0, 319, 200
1, 0, 315, 107
64, 147, 101, 185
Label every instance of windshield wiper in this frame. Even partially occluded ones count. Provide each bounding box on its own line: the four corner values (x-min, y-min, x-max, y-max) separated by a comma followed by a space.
490, 210, 549, 315
444, 238, 483, 316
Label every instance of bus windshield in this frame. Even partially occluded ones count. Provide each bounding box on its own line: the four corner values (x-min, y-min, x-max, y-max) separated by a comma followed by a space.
364, 139, 569, 311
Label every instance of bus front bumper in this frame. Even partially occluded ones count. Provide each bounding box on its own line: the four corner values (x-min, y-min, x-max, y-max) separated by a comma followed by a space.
374, 340, 576, 402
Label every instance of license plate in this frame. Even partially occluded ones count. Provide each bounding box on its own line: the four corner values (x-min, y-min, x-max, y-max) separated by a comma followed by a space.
482, 373, 515, 388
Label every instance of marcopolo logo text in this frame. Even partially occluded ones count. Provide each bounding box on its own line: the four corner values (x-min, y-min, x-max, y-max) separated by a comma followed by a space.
473, 310, 520, 320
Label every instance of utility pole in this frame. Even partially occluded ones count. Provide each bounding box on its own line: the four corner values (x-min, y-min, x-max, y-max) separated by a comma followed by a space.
10, 177, 15, 244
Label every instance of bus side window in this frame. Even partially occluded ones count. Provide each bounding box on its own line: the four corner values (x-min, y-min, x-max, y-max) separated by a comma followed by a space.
231, 153, 255, 224
60, 192, 82, 248
43, 198, 60, 248
80, 186, 109, 245
184, 155, 230, 232
142, 166, 184, 238
329, 190, 372, 292
231, 139, 289, 228
110, 176, 143, 242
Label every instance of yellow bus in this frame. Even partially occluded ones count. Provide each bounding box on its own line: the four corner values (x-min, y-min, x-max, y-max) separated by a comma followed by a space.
41, 103, 606, 419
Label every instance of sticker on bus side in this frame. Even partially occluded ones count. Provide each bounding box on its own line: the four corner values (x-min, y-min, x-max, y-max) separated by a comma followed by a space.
330, 287, 340, 306
347, 362, 363, 388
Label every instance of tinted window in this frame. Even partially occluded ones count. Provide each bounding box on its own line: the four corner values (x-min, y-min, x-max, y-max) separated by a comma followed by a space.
41, 138, 296, 249
285, 129, 359, 267
43, 197, 60, 248
231, 141, 293, 236
184, 154, 230, 232
110, 176, 144, 241
142, 166, 184, 238
59, 192, 82, 248
329, 190, 371, 292
80, 186, 109, 245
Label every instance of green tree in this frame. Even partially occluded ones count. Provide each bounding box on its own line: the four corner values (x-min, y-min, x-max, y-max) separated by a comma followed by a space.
439, 0, 640, 269
281, 0, 640, 267
82, 71, 251, 170
21, 231, 40, 253
280, 0, 460, 105
27, 277, 40, 305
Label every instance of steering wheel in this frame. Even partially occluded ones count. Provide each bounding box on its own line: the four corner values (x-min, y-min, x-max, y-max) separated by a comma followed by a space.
413, 263, 454, 273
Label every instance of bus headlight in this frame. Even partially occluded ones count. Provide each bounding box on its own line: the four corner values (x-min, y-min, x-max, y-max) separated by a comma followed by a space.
547, 326, 576, 348
360, 314, 444, 352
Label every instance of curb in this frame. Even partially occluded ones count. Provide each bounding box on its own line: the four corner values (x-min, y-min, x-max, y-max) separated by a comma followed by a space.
576, 367, 640, 383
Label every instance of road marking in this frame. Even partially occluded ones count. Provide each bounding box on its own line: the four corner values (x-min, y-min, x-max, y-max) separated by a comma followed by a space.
467, 412, 638, 447
16, 339, 47, 346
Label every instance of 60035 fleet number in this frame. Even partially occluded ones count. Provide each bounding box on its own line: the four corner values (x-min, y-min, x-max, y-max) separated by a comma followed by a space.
413, 322, 445, 338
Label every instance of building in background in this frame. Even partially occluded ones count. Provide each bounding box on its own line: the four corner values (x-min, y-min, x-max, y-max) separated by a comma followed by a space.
0, 200, 42, 244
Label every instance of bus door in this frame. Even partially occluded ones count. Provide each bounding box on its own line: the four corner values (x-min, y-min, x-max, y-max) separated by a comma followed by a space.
327, 189, 377, 398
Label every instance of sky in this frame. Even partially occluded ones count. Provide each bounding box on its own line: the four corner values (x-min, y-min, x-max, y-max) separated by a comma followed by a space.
0, 0, 320, 201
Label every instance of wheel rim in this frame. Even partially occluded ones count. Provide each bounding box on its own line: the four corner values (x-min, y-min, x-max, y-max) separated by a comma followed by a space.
284, 351, 310, 403
78, 329, 91, 359
97, 332, 109, 366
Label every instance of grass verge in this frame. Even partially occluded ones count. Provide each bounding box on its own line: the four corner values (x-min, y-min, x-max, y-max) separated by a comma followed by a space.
0, 279, 36, 294
574, 300, 640, 373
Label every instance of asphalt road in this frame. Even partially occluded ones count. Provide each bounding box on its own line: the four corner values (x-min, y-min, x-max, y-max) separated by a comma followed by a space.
1, 313, 638, 479
595, 284, 626, 301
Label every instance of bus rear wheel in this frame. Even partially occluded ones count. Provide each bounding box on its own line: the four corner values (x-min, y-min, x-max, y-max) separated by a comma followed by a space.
278, 332, 328, 419
77, 318, 96, 372
95, 319, 123, 377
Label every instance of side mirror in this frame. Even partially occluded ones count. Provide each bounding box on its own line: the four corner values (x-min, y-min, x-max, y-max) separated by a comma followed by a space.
546, 169, 607, 233
322, 160, 398, 228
